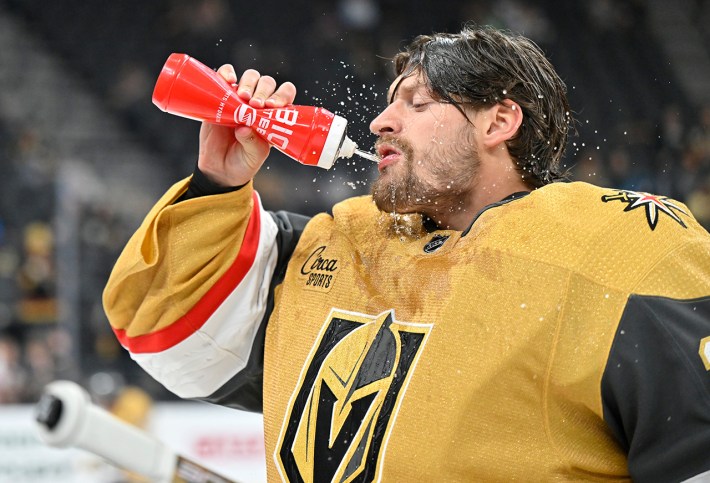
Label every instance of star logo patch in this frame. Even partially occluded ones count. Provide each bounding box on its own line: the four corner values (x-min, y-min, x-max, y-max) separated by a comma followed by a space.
601, 190, 688, 230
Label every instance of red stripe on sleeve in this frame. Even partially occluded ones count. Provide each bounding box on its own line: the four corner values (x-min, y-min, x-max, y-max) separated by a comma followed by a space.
113, 191, 262, 354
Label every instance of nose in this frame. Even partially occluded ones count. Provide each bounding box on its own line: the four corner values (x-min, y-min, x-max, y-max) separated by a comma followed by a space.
369, 103, 401, 136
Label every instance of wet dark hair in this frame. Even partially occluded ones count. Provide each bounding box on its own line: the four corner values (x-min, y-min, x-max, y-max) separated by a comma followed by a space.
393, 25, 574, 187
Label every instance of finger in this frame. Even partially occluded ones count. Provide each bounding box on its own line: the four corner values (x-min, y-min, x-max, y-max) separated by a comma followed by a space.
264, 81, 297, 108
215, 64, 237, 85
250, 75, 277, 108
236, 69, 261, 101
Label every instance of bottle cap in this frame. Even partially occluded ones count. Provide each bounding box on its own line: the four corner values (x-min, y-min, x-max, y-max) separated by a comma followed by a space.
317, 115, 355, 169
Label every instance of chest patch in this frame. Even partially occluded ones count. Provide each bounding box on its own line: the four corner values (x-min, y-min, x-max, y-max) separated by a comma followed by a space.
299, 245, 340, 293
275, 309, 432, 482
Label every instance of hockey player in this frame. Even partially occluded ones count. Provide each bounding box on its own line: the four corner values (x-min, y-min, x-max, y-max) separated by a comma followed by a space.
104, 26, 710, 482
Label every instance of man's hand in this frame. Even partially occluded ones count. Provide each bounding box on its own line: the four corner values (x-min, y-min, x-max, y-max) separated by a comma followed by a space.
197, 64, 297, 187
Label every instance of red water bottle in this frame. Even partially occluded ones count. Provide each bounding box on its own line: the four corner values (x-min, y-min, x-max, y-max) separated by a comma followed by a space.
152, 53, 357, 169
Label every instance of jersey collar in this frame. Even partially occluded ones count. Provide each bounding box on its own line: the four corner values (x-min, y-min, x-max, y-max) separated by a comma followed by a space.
461, 191, 530, 237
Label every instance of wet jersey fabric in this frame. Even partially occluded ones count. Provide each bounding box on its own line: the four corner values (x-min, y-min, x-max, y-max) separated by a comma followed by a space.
104, 179, 710, 482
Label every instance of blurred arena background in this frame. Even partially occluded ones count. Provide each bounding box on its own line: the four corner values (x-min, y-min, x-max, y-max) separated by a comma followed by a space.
0, 0, 708, 481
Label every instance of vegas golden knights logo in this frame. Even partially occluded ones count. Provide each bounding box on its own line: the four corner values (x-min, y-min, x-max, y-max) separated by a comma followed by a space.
275, 309, 431, 483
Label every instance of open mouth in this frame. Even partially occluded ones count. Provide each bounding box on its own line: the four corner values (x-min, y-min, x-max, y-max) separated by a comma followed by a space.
376, 144, 403, 171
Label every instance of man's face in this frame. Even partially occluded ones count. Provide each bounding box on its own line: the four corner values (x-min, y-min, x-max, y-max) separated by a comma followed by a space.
369, 72, 479, 222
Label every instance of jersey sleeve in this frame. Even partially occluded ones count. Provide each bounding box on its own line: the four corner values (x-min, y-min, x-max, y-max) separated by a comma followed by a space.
602, 284, 710, 479
102, 177, 309, 411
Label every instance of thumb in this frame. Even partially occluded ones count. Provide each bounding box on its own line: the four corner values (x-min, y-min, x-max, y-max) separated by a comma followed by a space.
234, 126, 259, 147
234, 126, 270, 164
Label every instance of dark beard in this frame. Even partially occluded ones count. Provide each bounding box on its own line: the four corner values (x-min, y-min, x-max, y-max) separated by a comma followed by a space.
371, 166, 446, 213
371, 135, 478, 222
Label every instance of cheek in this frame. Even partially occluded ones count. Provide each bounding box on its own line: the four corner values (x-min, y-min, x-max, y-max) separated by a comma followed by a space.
422, 110, 461, 151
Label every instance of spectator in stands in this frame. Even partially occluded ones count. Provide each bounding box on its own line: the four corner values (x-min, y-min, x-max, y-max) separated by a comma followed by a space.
0, 333, 26, 403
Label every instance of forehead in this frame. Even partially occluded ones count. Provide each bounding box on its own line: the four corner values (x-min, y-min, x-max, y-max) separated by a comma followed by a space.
387, 72, 428, 102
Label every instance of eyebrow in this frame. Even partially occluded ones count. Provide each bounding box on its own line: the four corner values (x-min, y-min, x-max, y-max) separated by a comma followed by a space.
388, 79, 427, 104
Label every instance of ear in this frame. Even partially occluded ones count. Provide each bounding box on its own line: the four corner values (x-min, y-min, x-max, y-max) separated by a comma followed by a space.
481, 99, 523, 149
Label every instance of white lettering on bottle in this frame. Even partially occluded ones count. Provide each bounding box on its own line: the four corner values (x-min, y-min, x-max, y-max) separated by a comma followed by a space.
267, 133, 289, 150
216, 90, 232, 123
275, 109, 298, 125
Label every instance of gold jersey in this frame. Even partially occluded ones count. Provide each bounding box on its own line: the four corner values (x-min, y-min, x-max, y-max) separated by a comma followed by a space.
104, 179, 710, 482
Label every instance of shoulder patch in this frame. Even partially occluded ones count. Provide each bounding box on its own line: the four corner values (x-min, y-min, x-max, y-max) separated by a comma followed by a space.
699, 336, 710, 371
601, 190, 688, 230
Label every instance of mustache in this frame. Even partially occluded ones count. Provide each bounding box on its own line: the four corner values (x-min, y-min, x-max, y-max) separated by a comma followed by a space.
374, 135, 414, 157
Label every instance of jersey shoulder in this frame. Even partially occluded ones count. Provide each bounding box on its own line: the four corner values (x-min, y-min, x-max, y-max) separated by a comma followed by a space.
474, 181, 710, 294
532, 181, 701, 235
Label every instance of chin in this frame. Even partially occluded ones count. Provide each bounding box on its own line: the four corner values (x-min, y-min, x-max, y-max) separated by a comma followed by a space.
372, 195, 420, 215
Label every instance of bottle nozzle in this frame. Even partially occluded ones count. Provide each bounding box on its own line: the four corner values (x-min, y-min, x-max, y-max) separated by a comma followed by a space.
337, 136, 358, 159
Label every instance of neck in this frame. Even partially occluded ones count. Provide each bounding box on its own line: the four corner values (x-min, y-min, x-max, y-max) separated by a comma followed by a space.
428, 160, 530, 231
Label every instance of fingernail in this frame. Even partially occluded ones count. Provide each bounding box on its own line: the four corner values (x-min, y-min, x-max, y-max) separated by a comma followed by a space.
237, 89, 252, 100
